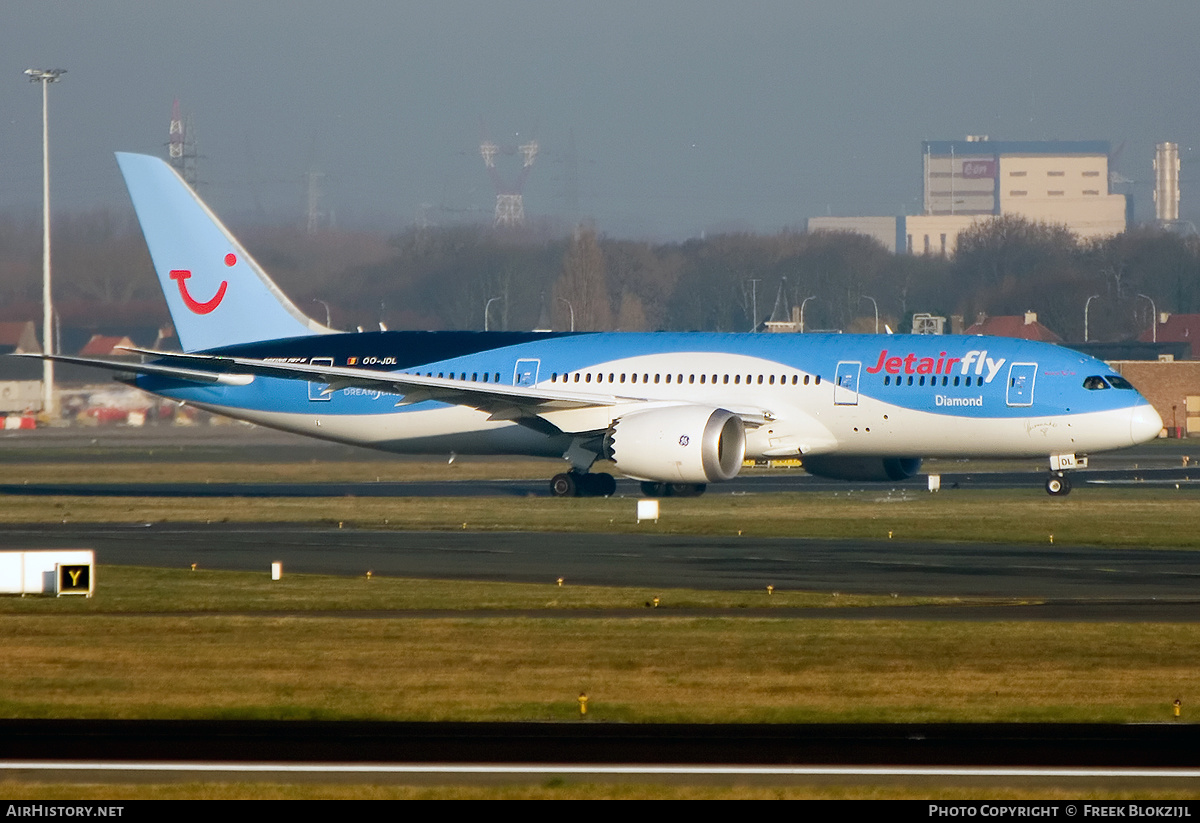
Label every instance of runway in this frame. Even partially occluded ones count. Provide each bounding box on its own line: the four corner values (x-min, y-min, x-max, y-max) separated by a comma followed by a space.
5, 721, 1200, 781
5, 432, 1200, 788
4, 523, 1200, 618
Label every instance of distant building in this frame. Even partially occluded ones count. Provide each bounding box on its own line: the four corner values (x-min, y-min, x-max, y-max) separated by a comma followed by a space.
79, 335, 136, 357
809, 137, 1127, 254
0, 321, 41, 355
1138, 312, 1200, 357
962, 311, 1062, 343
1109, 360, 1200, 437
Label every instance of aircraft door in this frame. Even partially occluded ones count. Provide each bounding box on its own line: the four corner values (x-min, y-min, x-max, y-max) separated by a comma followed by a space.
834, 361, 861, 405
514, 359, 540, 387
308, 357, 334, 401
1006, 362, 1037, 407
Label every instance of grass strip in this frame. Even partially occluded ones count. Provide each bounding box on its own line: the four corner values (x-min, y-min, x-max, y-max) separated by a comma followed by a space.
0, 613, 1195, 723
0, 566, 970, 614
4, 487, 1200, 548
2, 782, 1198, 800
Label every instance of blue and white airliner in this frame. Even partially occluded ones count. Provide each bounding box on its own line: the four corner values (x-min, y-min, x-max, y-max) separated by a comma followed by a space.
35, 153, 1163, 497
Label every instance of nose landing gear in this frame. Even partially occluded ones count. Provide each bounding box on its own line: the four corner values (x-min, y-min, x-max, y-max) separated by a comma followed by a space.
1045, 453, 1084, 496
1045, 473, 1072, 496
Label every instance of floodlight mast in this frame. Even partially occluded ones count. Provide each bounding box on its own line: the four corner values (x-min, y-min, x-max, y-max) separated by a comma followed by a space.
25, 68, 65, 420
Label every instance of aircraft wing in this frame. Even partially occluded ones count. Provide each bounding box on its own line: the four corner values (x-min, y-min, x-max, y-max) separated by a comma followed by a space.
20, 348, 774, 433
21, 349, 641, 431
115, 347, 640, 414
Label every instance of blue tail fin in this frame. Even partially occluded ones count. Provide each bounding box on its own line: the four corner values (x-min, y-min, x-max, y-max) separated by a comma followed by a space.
116, 152, 330, 352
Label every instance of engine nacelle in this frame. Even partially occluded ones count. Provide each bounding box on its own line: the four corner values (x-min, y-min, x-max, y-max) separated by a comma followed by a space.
802, 455, 923, 482
604, 406, 746, 484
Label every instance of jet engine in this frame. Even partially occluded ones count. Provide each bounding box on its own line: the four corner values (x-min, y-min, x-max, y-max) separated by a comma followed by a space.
801, 455, 923, 482
604, 406, 746, 484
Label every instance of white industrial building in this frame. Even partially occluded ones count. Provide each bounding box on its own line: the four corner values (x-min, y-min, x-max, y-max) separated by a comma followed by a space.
809, 137, 1128, 254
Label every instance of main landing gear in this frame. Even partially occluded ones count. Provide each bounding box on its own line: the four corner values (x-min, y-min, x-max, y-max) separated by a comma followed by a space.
639, 481, 707, 498
550, 471, 617, 498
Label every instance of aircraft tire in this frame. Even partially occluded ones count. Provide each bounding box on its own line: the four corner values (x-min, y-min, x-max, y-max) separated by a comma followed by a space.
550, 473, 578, 497
640, 481, 667, 497
594, 472, 617, 497
1045, 475, 1072, 496
667, 483, 706, 497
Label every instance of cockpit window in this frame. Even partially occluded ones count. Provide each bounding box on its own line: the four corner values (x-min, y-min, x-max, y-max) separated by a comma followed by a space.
1106, 375, 1135, 390
1083, 376, 1110, 390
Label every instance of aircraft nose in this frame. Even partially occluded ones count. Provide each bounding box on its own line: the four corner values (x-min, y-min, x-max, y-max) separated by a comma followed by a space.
1130, 403, 1163, 444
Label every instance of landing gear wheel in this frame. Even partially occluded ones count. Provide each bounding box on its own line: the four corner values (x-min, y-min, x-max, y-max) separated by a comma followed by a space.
594, 472, 617, 497
640, 481, 667, 497
552, 472, 617, 497
550, 473, 577, 497
667, 483, 707, 498
1045, 474, 1072, 496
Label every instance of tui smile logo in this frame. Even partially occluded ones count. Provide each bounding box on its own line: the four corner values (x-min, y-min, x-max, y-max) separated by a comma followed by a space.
169, 253, 235, 314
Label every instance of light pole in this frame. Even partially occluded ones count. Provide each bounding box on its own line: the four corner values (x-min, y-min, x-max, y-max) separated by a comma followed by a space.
1084, 295, 1099, 342
557, 298, 575, 332
860, 295, 879, 334
484, 297, 501, 331
1137, 294, 1157, 343
749, 279, 760, 332
799, 296, 817, 333
25, 68, 65, 420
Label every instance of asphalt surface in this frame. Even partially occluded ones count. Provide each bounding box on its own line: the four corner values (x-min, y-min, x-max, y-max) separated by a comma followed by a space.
4, 523, 1200, 619
5, 428, 1200, 785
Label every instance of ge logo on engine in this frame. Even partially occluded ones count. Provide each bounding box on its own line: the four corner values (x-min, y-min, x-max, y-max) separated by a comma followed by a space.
678, 435, 690, 447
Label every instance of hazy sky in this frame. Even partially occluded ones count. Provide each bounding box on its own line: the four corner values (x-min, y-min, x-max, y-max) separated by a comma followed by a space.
1, 1, 1197, 238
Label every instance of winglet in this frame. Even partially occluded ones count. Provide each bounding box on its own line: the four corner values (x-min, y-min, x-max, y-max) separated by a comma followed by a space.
116, 152, 332, 352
